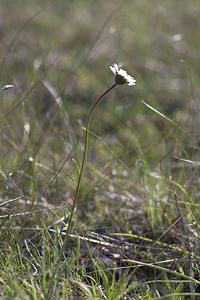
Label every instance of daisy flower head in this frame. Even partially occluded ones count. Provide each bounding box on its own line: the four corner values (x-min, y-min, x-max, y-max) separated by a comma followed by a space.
110, 63, 136, 86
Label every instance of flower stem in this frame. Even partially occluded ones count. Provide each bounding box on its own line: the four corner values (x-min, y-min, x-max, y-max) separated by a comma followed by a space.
66, 82, 117, 236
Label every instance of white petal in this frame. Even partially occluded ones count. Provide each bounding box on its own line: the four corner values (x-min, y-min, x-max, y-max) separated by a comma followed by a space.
113, 63, 119, 71
118, 69, 128, 77
110, 63, 119, 75
127, 80, 136, 86
127, 76, 136, 84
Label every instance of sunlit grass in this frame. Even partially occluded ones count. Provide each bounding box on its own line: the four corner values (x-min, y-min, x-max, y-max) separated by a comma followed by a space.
0, 0, 200, 299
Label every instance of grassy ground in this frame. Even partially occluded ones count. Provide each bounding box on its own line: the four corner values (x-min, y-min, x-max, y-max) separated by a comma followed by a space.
1, 0, 200, 299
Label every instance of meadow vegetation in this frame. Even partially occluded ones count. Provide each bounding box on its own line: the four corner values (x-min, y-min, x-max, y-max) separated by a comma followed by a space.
0, 1, 200, 299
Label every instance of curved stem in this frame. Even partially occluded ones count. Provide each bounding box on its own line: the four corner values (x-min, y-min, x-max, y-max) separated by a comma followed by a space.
66, 82, 117, 236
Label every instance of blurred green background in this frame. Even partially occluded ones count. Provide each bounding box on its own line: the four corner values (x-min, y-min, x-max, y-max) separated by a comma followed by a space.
1, 0, 200, 109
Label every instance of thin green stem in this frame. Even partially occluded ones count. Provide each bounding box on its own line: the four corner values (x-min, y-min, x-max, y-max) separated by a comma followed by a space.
66, 82, 117, 236
46, 83, 117, 299
56, 83, 117, 256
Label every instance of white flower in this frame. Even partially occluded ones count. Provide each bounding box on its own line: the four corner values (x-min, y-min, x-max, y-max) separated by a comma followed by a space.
110, 63, 136, 86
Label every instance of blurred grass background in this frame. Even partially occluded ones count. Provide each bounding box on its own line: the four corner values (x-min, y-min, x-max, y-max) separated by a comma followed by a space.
1, 0, 200, 298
